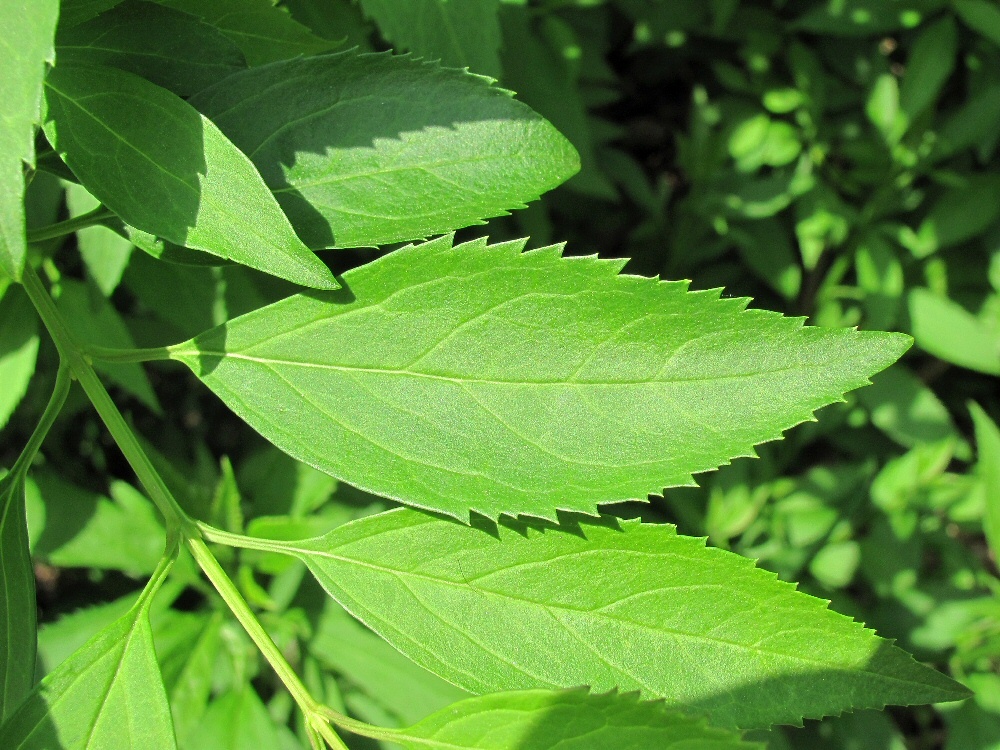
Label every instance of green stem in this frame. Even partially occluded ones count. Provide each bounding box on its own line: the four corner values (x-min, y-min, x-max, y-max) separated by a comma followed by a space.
20, 264, 193, 535
21, 263, 348, 749
317, 705, 407, 744
86, 343, 173, 364
10, 362, 72, 481
186, 537, 348, 750
197, 522, 303, 556
26, 206, 114, 244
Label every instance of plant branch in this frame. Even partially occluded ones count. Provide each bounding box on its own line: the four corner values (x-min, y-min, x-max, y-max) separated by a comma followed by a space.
26, 206, 114, 244
20, 263, 193, 534
10, 361, 72, 481
186, 536, 349, 750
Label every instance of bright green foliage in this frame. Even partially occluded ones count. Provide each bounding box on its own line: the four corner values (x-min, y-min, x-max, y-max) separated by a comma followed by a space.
64, 183, 132, 297
171, 234, 909, 521
42, 63, 338, 289
55, 0, 247, 96
0, 289, 40, 430
0, 0, 59, 280
365, 689, 759, 749
290, 508, 967, 729
189, 54, 579, 248
0, 474, 36, 721
909, 288, 1000, 375
357, 0, 502, 77
0, 594, 176, 749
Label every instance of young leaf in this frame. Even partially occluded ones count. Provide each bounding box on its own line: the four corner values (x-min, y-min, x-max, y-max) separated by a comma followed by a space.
358, 689, 760, 749
358, 0, 502, 77
0, 473, 36, 721
909, 288, 1000, 375
55, 0, 247, 96
42, 62, 338, 290
0, 0, 59, 280
0, 288, 41, 431
0, 584, 177, 748
154, 0, 336, 66
189, 54, 580, 248
293, 508, 969, 729
170, 235, 910, 521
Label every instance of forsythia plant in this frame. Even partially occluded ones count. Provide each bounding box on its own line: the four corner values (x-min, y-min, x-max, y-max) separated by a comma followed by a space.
0, 1, 972, 749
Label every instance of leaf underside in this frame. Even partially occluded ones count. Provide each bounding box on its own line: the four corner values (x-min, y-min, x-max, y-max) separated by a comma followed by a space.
189, 53, 580, 248
386, 688, 759, 749
296, 508, 969, 730
172, 234, 910, 521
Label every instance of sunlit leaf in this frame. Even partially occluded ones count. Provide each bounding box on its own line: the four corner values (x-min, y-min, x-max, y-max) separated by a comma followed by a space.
171, 235, 909, 521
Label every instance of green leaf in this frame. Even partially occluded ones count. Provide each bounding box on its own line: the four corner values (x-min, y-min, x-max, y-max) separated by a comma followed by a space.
171, 234, 910, 521
909, 288, 1000, 375
0, 583, 177, 748
366, 689, 760, 750
916, 174, 1000, 251
189, 53, 580, 248
198, 686, 282, 750
159, 612, 222, 746
288, 508, 968, 729
0, 0, 59, 280
899, 16, 957, 121
856, 364, 958, 448
311, 602, 469, 726
26, 472, 166, 574
970, 403, 1000, 562
65, 183, 133, 297
0, 288, 41, 431
0, 473, 36, 721
55, 0, 247, 96
42, 62, 338, 290
954, 0, 1000, 46
154, 0, 336, 66
358, 0, 501, 77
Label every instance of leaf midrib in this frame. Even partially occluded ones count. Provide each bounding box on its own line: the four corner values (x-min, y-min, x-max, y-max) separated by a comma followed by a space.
175, 349, 820, 387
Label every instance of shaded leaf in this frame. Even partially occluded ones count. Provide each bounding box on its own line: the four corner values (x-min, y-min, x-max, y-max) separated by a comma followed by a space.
359, 0, 501, 77
954, 0, 1000, 46
198, 686, 282, 750
55, 278, 161, 412
155, 0, 336, 66
171, 234, 909, 521
42, 62, 338, 289
0, 582, 177, 748
899, 16, 957, 122
0, 0, 59, 280
363, 689, 760, 749
289, 508, 968, 729
0, 473, 36, 720
26, 472, 166, 574
189, 53, 580, 248
0, 288, 40, 430
56, 0, 247, 96
65, 183, 133, 297
909, 289, 1000, 375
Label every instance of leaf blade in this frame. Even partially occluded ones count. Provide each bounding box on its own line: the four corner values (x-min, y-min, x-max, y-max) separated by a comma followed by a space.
42, 62, 338, 290
374, 689, 760, 750
189, 53, 580, 248
0, 473, 36, 721
0, 0, 59, 280
0, 594, 177, 748
172, 235, 910, 521
294, 508, 969, 729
